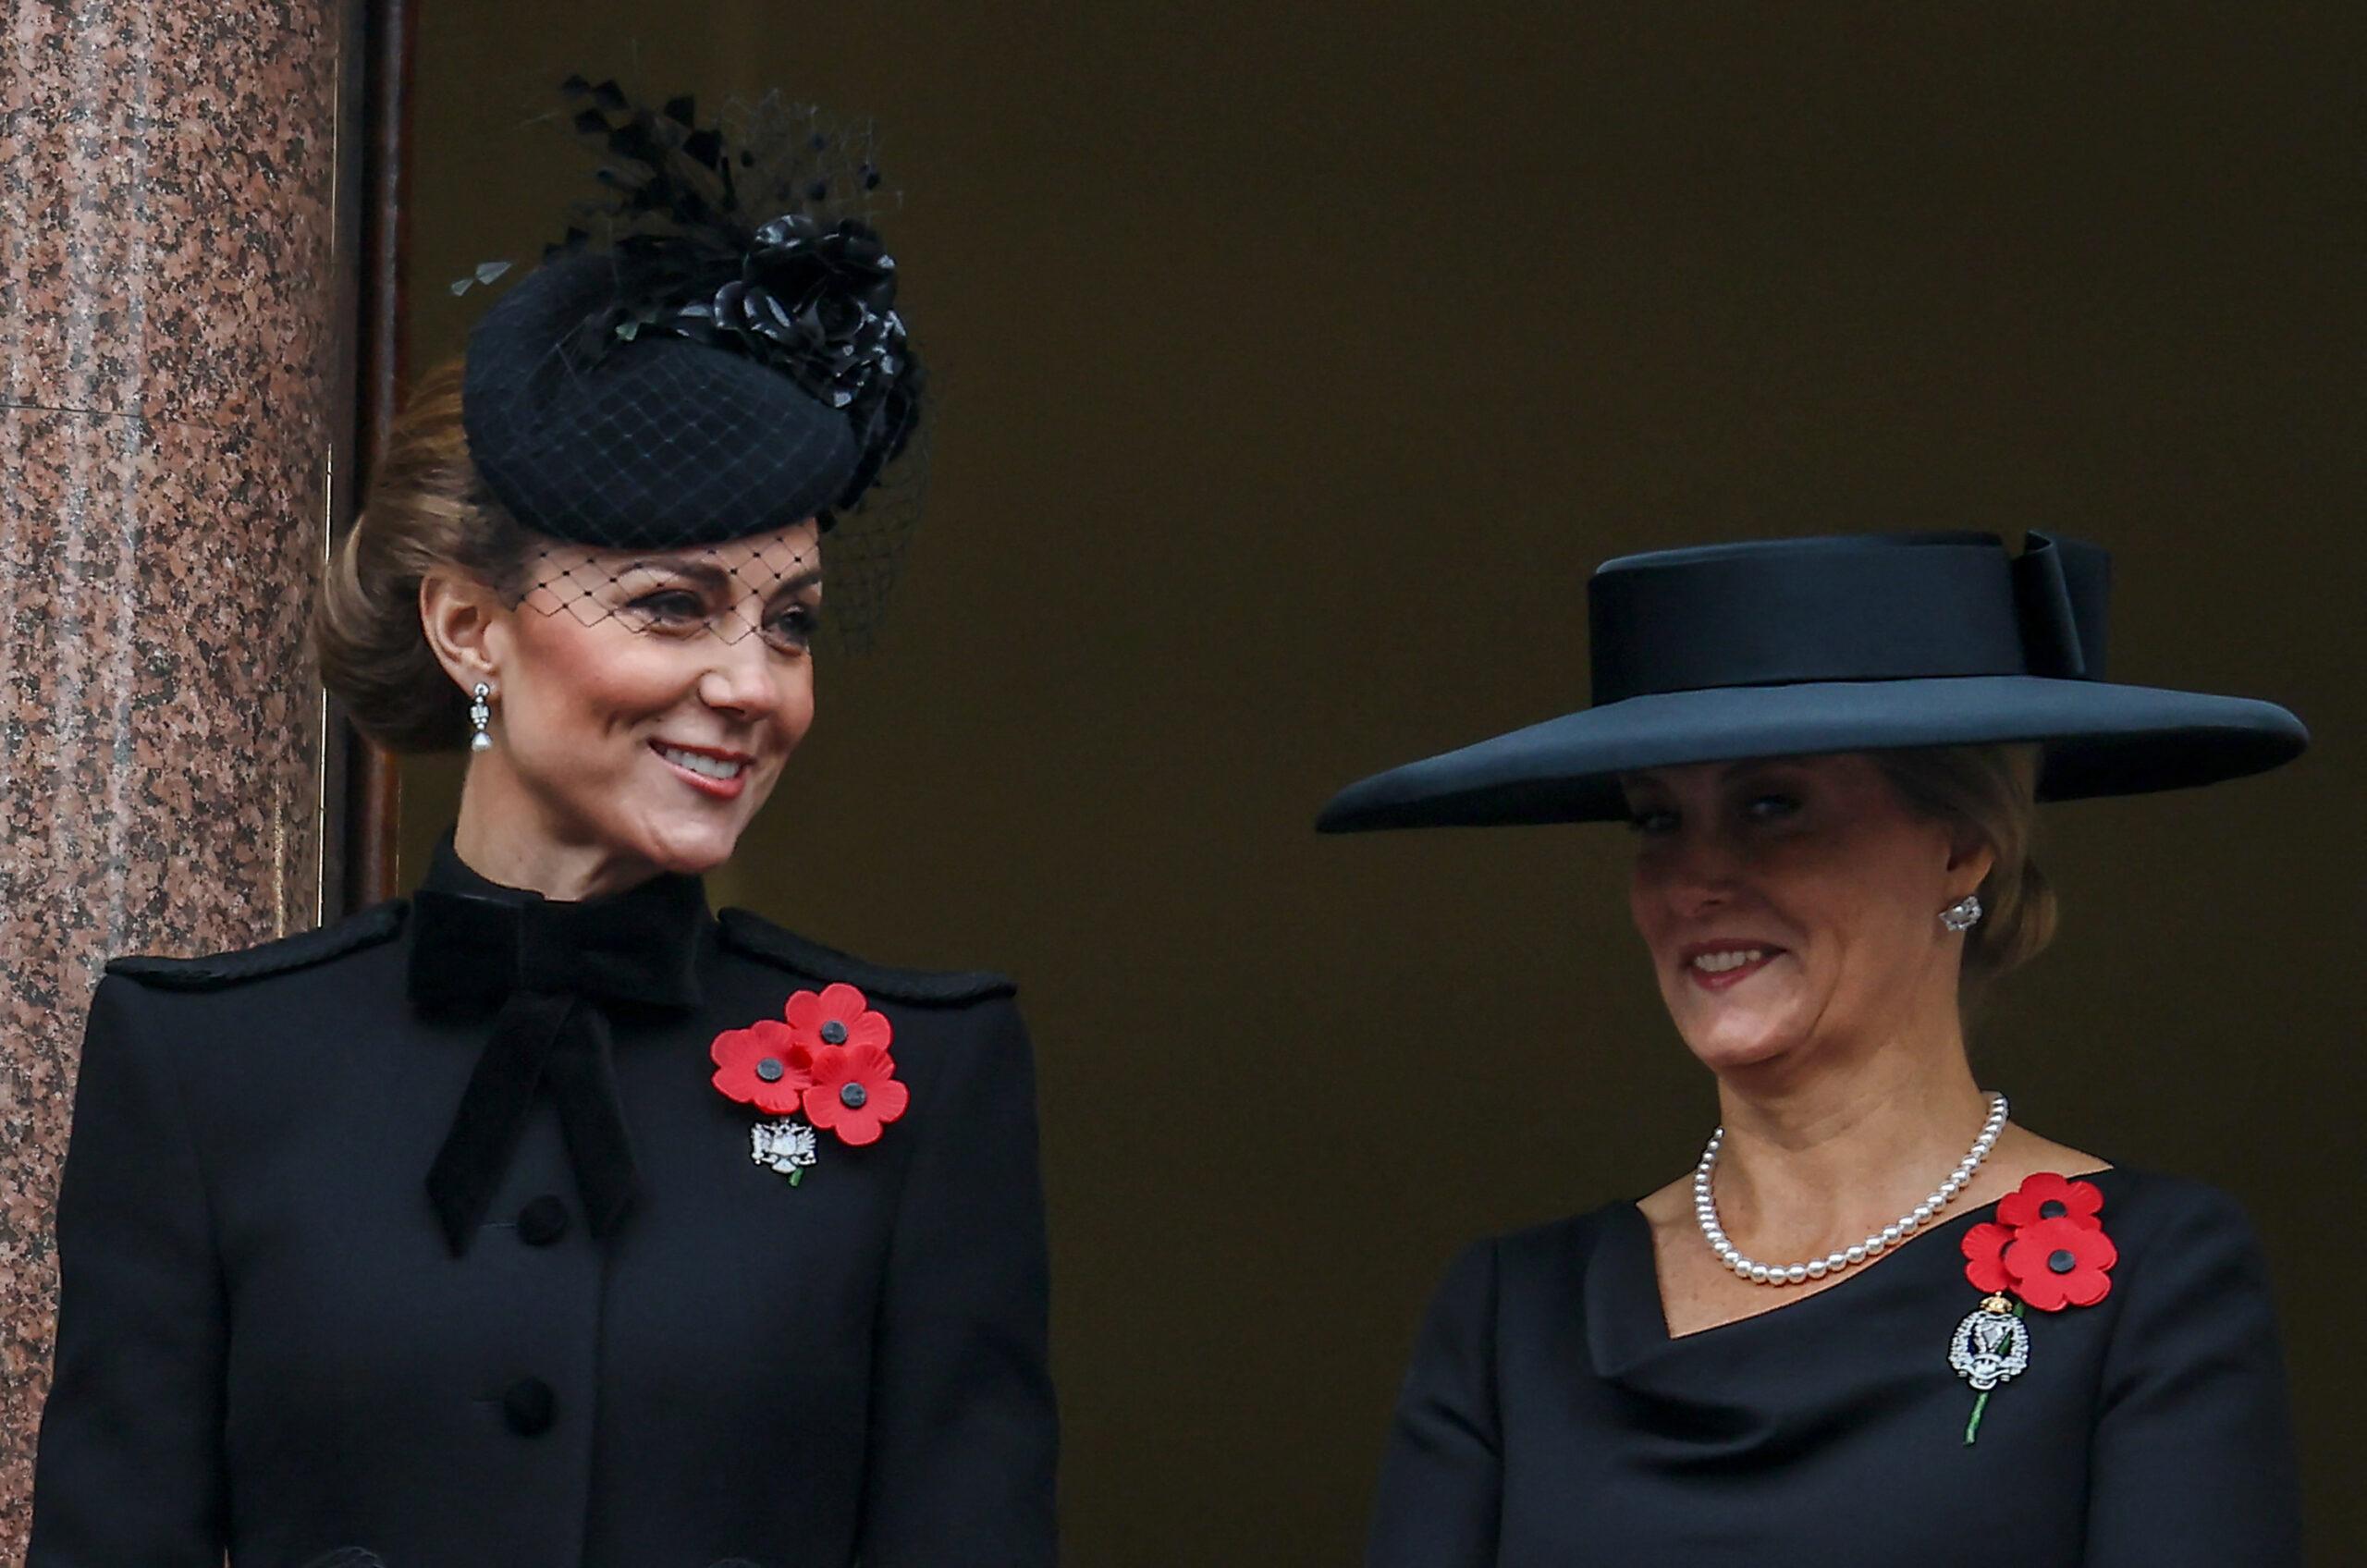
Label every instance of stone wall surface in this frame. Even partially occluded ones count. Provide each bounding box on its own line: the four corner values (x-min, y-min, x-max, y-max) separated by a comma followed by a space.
0, 0, 343, 1550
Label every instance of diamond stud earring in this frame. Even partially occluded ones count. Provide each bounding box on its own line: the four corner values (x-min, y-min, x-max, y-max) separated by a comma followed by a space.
1941, 893, 1984, 933
469, 682, 495, 753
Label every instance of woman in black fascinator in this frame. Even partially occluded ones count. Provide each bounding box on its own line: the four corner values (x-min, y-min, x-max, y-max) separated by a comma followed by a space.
31, 81, 1055, 1567
1323, 533, 2306, 1567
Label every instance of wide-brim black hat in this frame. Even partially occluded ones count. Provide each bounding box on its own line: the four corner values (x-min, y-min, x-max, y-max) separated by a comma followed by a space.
1318, 532, 2307, 832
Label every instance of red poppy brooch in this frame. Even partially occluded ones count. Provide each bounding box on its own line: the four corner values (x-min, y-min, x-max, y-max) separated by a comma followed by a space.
709, 982, 909, 1184
1952, 1172, 2117, 1443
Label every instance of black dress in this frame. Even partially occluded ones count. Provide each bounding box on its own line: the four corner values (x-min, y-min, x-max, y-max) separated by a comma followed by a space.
31, 840, 1057, 1568
1367, 1168, 2300, 1567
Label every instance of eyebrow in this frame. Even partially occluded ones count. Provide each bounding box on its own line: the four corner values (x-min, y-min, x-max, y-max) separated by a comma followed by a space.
622, 557, 824, 599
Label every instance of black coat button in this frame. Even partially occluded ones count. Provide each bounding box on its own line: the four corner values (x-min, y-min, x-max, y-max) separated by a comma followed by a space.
516, 1194, 570, 1247
502, 1377, 556, 1436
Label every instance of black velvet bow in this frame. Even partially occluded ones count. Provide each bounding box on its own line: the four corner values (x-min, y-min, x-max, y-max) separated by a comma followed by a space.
408, 871, 705, 1256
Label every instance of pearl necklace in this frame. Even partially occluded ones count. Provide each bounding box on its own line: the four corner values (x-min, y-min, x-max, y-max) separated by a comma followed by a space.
1694, 1093, 2009, 1286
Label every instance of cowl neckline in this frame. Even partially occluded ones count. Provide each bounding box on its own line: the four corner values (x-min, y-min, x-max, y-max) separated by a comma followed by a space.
1584, 1166, 2131, 1385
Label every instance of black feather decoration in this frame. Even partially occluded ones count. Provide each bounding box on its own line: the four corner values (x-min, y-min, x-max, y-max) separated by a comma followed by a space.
547, 77, 923, 508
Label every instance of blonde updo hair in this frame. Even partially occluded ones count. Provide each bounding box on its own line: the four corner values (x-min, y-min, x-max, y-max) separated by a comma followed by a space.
1870, 743, 2059, 987
313, 361, 535, 753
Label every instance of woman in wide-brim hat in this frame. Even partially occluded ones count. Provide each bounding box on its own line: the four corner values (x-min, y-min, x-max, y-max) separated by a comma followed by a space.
1326, 531, 2305, 1568
31, 83, 1055, 1567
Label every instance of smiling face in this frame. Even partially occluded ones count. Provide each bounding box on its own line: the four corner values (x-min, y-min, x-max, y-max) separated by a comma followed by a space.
1622, 753, 1993, 1077
430, 521, 823, 888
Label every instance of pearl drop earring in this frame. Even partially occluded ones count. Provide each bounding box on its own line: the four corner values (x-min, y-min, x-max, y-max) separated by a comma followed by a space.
468, 682, 495, 753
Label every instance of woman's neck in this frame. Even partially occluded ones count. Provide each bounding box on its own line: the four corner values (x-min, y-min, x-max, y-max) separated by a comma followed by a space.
451, 768, 659, 902
1703, 1021, 1992, 1261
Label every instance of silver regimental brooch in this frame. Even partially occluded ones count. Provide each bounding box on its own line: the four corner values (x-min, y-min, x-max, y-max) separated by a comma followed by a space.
1950, 1293, 2030, 1392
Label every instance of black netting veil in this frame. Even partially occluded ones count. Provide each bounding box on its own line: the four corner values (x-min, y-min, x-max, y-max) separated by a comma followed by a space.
460, 79, 926, 647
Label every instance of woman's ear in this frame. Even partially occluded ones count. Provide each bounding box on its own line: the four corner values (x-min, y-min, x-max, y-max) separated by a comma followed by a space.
1945, 831, 1998, 900
419, 569, 508, 694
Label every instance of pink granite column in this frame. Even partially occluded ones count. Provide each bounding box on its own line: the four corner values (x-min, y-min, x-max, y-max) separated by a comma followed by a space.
0, 0, 348, 1547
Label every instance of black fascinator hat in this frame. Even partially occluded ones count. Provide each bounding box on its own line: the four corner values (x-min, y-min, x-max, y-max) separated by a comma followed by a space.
461, 80, 923, 556
1318, 532, 2307, 831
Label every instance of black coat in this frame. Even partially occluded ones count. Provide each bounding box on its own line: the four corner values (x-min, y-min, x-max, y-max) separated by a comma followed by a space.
1367, 1168, 2300, 1567
31, 847, 1057, 1568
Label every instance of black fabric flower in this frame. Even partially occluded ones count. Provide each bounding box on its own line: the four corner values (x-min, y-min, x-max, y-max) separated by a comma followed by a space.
655, 213, 924, 503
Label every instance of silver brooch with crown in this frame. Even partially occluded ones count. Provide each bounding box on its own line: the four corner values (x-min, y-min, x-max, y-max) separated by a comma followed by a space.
1949, 1293, 2030, 1391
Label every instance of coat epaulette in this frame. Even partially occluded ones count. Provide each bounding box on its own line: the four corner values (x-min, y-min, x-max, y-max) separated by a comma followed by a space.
104, 900, 409, 990
716, 907, 1016, 1007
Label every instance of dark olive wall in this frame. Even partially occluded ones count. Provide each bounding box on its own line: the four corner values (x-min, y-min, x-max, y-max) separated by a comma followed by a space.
400, 6, 2365, 1559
